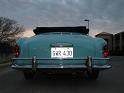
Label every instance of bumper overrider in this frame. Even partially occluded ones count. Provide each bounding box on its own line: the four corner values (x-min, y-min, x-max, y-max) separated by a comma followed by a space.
11, 56, 111, 71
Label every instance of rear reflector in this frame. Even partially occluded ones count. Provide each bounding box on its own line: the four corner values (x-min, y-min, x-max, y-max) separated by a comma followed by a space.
15, 44, 20, 57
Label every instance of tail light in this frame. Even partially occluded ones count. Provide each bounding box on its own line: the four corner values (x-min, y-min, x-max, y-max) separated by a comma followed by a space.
15, 44, 20, 57
103, 45, 109, 57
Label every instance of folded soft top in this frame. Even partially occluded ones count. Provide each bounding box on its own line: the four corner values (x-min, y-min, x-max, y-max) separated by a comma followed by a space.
33, 26, 89, 35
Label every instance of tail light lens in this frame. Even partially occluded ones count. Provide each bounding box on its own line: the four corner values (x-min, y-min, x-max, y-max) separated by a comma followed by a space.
103, 45, 109, 57
15, 44, 20, 57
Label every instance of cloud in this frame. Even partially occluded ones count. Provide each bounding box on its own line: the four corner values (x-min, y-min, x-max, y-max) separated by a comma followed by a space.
0, 0, 124, 35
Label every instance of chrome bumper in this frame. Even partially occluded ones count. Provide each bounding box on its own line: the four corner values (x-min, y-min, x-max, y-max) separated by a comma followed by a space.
11, 56, 112, 71
11, 64, 111, 70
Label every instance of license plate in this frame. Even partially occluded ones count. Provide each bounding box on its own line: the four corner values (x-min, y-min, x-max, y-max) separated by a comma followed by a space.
51, 47, 73, 58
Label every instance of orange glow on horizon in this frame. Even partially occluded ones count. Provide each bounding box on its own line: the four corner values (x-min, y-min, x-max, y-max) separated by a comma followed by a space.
89, 30, 99, 37
22, 29, 35, 37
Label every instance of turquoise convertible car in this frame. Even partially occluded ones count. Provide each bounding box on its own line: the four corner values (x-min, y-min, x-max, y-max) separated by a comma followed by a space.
12, 26, 111, 80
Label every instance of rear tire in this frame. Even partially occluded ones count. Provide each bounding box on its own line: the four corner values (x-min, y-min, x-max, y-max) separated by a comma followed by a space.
87, 70, 99, 80
23, 71, 35, 80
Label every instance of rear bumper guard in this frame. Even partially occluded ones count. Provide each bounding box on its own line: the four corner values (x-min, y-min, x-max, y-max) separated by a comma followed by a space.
11, 56, 111, 71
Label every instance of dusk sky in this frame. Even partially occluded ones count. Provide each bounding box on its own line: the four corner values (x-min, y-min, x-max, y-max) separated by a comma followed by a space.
0, 0, 124, 37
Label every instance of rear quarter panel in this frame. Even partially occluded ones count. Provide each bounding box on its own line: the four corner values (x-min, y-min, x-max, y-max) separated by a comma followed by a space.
94, 37, 107, 65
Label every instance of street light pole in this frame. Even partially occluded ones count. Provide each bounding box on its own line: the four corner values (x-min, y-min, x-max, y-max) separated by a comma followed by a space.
84, 19, 89, 30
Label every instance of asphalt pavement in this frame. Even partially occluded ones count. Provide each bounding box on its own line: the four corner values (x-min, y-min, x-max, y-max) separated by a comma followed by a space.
0, 56, 124, 93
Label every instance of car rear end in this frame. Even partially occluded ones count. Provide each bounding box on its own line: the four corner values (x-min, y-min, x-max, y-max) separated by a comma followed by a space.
11, 34, 111, 80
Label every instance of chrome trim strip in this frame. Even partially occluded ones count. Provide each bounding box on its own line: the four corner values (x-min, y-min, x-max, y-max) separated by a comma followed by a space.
50, 43, 73, 47
12, 57, 110, 60
11, 64, 111, 69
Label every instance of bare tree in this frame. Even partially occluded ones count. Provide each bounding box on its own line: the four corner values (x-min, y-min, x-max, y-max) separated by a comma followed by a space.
0, 17, 24, 42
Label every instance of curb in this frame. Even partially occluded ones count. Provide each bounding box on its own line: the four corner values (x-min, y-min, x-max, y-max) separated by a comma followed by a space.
0, 61, 11, 68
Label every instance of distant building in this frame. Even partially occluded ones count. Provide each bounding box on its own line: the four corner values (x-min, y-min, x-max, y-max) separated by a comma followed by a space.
113, 31, 124, 51
95, 31, 124, 55
95, 32, 113, 52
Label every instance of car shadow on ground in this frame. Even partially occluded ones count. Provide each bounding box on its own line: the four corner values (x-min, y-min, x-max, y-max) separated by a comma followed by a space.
23, 72, 101, 87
